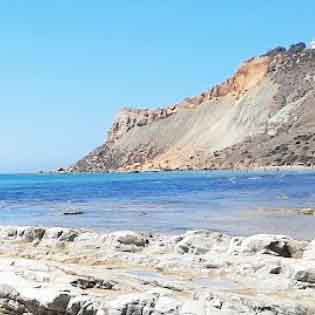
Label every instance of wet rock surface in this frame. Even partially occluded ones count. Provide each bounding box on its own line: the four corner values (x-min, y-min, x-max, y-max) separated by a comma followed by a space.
0, 226, 315, 314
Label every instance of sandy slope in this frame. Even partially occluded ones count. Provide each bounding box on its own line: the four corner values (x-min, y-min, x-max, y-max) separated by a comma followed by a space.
68, 43, 315, 172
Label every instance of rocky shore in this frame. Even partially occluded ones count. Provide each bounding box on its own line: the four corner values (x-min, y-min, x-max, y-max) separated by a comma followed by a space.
1, 226, 315, 314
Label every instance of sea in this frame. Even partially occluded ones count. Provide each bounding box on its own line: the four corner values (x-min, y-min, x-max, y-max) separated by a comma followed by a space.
1, 171, 315, 239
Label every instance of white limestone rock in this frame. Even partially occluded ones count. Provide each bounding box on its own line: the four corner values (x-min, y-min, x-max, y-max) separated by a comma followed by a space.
175, 230, 231, 255
240, 234, 302, 257
105, 231, 149, 252
302, 240, 315, 260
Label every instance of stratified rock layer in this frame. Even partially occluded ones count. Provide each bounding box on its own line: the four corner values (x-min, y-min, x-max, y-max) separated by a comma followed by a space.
69, 43, 315, 172
0, 225, 315, 314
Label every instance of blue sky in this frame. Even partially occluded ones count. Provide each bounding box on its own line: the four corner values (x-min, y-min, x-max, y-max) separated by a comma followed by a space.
1, 1, 314, 172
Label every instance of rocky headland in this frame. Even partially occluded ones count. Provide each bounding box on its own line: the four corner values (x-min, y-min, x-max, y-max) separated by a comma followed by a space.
67, 42, 315, 173
2, 225, 315, 314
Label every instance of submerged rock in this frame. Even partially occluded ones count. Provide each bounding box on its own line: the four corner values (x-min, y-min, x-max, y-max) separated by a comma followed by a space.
63, 211, 84, 216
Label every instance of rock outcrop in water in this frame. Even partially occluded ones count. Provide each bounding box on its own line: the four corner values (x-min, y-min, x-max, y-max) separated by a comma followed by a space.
68, 43, 315, 172
1, 225, 315, 314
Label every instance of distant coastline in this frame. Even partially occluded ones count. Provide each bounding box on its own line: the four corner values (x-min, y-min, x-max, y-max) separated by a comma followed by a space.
53, 164, 315, 175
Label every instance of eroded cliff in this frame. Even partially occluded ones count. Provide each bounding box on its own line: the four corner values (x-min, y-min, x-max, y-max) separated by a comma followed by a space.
69, 42, 315, 172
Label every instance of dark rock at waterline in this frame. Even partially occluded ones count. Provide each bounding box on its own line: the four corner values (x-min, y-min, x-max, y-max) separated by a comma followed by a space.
63, 211, 84, 216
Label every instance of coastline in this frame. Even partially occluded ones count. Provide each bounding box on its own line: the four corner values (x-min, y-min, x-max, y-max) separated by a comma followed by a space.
54, 164, 315, 175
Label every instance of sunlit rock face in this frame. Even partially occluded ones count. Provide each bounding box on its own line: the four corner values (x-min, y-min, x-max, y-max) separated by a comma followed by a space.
68, 43, 315, 172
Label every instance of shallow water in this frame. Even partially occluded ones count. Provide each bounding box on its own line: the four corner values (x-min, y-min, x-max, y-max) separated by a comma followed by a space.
192, 277, 234, 290
127, 271, 234, 290
1, 171, 315, 239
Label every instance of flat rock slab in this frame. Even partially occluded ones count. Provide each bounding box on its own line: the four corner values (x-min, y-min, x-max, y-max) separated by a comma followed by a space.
0, 225, 314, 314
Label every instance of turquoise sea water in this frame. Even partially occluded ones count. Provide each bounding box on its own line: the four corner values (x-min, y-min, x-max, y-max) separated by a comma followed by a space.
1, 171, 315, 239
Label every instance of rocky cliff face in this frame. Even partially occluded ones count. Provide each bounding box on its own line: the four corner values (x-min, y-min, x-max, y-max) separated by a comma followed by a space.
69, 43, 315, 172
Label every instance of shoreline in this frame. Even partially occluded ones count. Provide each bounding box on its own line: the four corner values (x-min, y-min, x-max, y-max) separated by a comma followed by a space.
1, 224, 315, 314
51, 164, 315, 175
4, 164, 314, 175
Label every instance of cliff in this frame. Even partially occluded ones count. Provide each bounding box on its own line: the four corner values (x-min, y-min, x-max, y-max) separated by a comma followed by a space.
69, 42, 315, 172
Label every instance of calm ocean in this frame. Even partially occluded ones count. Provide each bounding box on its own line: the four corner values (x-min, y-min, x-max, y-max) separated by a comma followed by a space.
1, 171, 315, 239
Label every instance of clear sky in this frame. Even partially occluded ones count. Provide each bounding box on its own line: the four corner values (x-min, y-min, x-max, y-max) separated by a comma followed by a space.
1, 1, 314, 172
